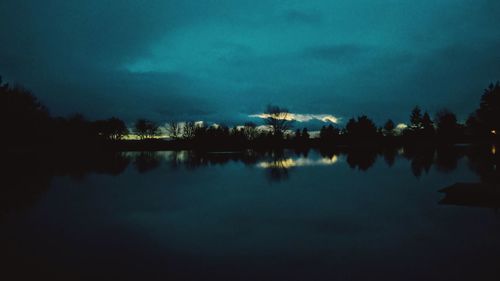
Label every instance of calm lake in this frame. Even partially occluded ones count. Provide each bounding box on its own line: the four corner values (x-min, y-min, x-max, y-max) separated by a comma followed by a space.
2, 146, 500, 280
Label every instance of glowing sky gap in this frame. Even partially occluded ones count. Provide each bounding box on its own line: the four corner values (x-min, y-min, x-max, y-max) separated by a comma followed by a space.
249, 113, 341, 124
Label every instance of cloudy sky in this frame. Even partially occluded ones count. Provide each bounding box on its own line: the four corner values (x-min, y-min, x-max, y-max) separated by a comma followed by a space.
1, 0, 500, 127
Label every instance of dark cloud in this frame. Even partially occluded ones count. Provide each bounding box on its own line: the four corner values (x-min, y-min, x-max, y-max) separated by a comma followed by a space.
1, 0, 500, 126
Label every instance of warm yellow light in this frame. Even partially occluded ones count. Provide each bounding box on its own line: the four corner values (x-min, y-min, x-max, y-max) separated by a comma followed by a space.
257, 155, 340, 168
123, 134, 168, 140
257, 158, 296, 169
249, 113, 340, 123
320, 155, 339, 165
492, 145, 496, 155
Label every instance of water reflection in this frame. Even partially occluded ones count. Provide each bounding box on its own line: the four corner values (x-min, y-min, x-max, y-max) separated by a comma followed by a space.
2, 145, 499, 217
402, 146, 435, 177
257, 155, 339, 168
436, 144, 500, 209
382, 146, 397, 167
2, 145, 500, 280
4, 145, 498, 179
1, 151, 131, 217
132, 151, 161, 173
1, 153, 52, 216
345, 148, 378, 171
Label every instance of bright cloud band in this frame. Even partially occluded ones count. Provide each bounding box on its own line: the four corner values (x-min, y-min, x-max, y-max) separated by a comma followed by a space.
249, 113, 340, 123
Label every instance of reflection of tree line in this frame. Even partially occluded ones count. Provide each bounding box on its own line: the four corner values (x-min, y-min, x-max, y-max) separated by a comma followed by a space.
438, 145, 500, 209
3, 145, 498, 178
1, 153, 52, 217
2, 145, 498, 216
83, 146, 500, 182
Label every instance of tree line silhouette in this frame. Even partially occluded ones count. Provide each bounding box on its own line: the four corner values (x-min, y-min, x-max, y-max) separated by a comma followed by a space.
1, 75, 499, 150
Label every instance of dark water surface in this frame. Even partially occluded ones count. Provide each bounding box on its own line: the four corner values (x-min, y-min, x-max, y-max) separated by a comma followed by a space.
1, 146, 500, 280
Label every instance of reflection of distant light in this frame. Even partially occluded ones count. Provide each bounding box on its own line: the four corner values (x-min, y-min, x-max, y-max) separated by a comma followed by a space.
492, 145, 496, 155
257, 155, 340, 168
258, 158, 296, 169
320, 155, 339, 165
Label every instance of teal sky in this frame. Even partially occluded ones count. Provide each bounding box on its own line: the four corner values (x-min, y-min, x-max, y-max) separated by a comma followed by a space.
1, 0, 500, 127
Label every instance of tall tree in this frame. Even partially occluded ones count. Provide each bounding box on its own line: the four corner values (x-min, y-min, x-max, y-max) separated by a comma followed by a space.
166, 121, 181, 140
242, 122, 258, 141
134, 119, 159, 139
182, 121, 197, 140
409, 106, 423, 131
465, 113, 486, 136
109, 117, 128, 140
383, 119, 395, 136
345, 115, 378, 137
264, 104, 293, 137
319, 124, 340, 141
435, 109, 460, 137
94, 117, 128, 140
294, 129, 302, 139
301, 128, 310, 140
421, 112, 435, 136
0, 79, 50, 142
476, 82, 500, 134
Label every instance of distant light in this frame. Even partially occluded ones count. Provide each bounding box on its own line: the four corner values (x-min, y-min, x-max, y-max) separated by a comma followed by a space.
492, 130, 497, 135
320, 155, 339, 165
396, 123, 408, 130
258, 158, 296, 169
394, 123, 408, 136
492, 145, 496, 155
123, 134, 168, 140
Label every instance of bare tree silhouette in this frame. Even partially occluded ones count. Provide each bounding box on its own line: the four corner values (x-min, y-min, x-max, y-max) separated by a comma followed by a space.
134, 119, 159, 139
183, 121, 197, 139
166, 121, 181, 140
242, 122, 259, 141
264, 105, 293, 137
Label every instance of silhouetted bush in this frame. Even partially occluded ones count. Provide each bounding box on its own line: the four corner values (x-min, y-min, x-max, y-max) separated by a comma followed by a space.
93, 117, 128, 140
0, 78, 51, 145
344, 115, 379, 140
435, 109, 462, 141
